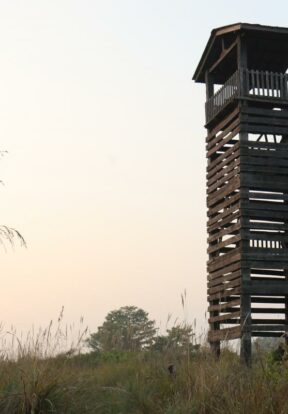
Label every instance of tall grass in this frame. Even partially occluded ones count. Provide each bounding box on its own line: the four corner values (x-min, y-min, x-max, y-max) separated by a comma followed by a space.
0, 317, 288, 413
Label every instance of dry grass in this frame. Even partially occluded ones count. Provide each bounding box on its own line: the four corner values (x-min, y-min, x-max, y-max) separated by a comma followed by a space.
0, 320, 288, 414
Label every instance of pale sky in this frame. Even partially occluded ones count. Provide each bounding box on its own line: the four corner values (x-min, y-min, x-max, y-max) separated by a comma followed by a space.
0, 1, 287, 338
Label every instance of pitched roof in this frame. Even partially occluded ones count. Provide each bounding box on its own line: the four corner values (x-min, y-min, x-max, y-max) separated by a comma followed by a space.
193, 23, 288, 83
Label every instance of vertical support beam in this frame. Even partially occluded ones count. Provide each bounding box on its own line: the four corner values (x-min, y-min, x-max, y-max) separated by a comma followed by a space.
237, 33, 248, 97
205, 71, 214, 100
205, 71, 214, 124
240, 275, 252, 366
205, 70, 220, 356
205, 69, 220, 356
240, 132, 252, 366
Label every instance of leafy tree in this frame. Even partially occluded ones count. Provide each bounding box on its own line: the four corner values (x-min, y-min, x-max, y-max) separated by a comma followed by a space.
166, 324, 197, 350
87, 306, 156, 352
150, 324, 199, 353
150, 335, 170, 352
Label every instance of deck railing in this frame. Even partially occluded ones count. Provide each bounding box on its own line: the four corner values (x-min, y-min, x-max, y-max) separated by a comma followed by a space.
244, 69, 288, 99
205, 70, 239, 123
205, 69, 288, 124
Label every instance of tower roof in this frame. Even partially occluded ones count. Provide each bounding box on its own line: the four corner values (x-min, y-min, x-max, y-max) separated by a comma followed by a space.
193, 23, 288, 83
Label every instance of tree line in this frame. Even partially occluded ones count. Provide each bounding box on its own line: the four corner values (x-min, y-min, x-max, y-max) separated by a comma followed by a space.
86, 306, 199, 353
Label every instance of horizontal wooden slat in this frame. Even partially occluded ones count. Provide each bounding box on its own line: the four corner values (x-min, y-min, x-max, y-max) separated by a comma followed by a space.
208, 298, 241, 312
252, 308, 286, 314
208, 261, 241, 280
243, 280, 288, 295
208, 270, 241, 287
207, 142, 240, 174
249, 325, 288, 332
207, 278, 241, 295
208, 326, 241, 342
251, 297, 286, 304
252, 332, 285, 337
207, 250, 241, 273
208, 235, 241, 254
208, 287, 241, 302
209, 311, 241, 323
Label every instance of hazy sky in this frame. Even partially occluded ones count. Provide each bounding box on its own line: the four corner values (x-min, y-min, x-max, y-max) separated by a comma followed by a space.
0, 1, 287, 337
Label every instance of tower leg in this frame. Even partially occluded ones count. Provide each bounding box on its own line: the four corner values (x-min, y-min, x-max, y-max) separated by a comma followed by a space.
240, 292, 252, 366
210, 341, 220, 358
240, 331, 251, 366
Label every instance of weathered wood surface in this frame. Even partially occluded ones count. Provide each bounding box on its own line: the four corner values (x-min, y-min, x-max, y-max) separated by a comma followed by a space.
202, 31, 288, 350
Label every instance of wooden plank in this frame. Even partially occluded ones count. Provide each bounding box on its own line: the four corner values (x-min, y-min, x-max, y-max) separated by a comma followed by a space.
208, 261, 241, 280
241, 123, 288, 136
208, 326, 241, 342
207, 177, 240, 207
252, 332, 285, 337
241, 106, 288, 119
243, 260, 288, 270
207, 158, 240, 188
208, 222, 241, 243
251, 269, 285, 276
240, 114, 288, 128
241, 176, 288, 193
207, 166, 240, 195
241, 156, 288, 169
208, 193, 240, 218
240, 164, 288, 176
209, 311, 241, 323
244, 250, 288, 261
241, 208, 288, 221
207, 142, 240, 175
208, 287, 241, 302
208, 270, 241, 287
208, 298, 241, 312
207, 156, 240, 190
242, 201, 288, 213
206, 107, 240, 140
249, 325, 288, 332
252, 308, 286, 314
246, 222, 288, 232
207, 203, 240, 227
207, 118, 240, 151
243, 281, 288, 296
251, 319, 286, 324
207, 248, 241, 271
207, 277, 241, 295
251, 297, 286, 304
241, 141, 288, 151
207, 128, 240, 158
208, 235, 241, 255
208, 210, 240, 233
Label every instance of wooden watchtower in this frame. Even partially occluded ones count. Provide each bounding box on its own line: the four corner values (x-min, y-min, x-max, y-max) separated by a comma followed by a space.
193, 23, 288, 363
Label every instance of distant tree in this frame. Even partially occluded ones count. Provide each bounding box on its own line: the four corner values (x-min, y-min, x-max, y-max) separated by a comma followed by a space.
166, 325, 194, 349
87, 306, 157, 352
150, 324, 199, 352
150, 335, 170, 352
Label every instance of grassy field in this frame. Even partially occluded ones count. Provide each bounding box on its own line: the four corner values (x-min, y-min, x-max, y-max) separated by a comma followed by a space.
0, 343, 288, 413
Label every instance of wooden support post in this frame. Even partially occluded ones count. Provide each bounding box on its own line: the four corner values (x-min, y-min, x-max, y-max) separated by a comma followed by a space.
240, 135, 252, 366
237, 33, 247, 97
240, 292, 251, 366
211, 338, 220, 358
205, 71, 214, 100
196, 23, 288, 365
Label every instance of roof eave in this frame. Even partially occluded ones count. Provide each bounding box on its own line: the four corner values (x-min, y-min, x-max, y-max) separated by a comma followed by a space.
192, 23, 241, 83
